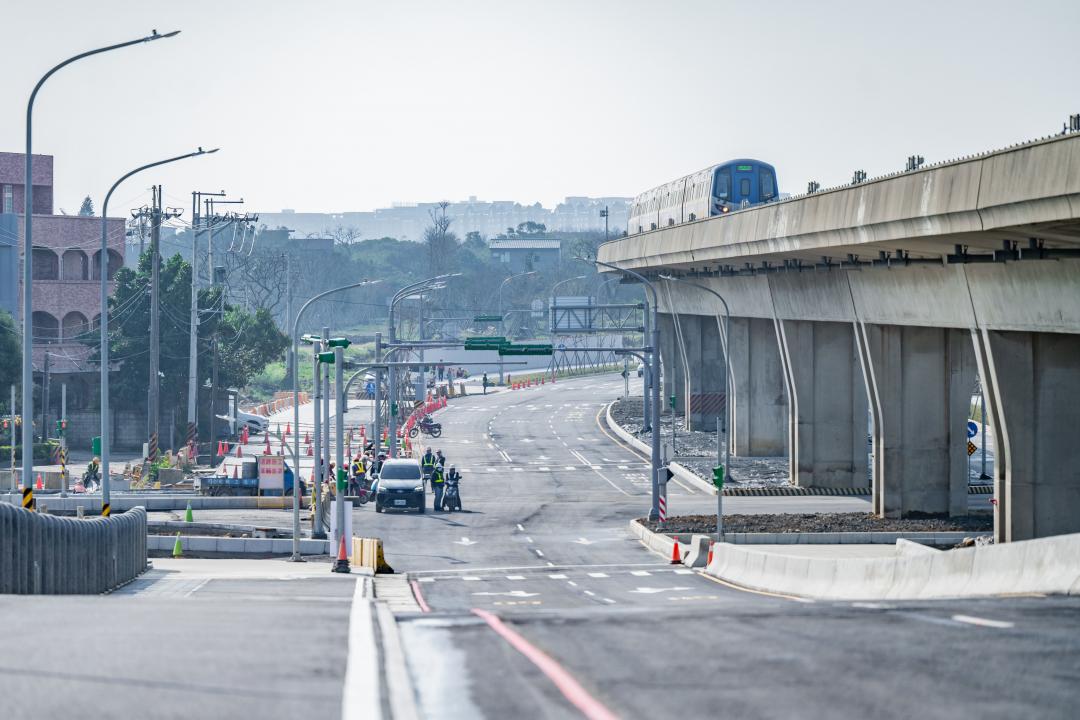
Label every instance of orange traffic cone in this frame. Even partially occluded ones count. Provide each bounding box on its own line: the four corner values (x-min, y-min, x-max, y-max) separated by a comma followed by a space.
284, 423, 291, 436
541, 377, 545, 385
264, 440, 272, 455
235, 444, 243, 458
35, 474, 43, 490
332, 534, 351, 573
707, 544, 715, 566
232, 465, 238, 479
670, 540, 682, 565
304, 432, 311, 444
307, 444, 313, 456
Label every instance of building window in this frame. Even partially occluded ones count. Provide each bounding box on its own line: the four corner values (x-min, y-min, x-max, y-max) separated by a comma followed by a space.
2, 185, 12, 214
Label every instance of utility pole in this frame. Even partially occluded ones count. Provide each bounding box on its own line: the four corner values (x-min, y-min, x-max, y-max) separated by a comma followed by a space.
188, 190, 226, 453
148, 185, 161, 463
41, 352, 50, 443
59, 384, 67, 498
321, 326, 332, 533
311, 336, 325, 539
600, 205, 609, 242
373, 332, 382, 456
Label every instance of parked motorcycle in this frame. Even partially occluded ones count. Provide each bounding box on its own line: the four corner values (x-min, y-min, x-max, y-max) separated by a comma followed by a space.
408, 416, 442, 438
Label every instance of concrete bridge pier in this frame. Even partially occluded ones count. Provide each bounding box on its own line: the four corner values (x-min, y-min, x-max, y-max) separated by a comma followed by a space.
974, 329, 1080, 542
857, 324, 975, 518
777, 320, 868, 489
729, 317, 787, 457
661, 314, 729, 429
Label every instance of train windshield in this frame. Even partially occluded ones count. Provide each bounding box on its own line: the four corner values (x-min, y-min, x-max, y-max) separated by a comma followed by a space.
760, 170, 775, 200
713, 168, 730, 199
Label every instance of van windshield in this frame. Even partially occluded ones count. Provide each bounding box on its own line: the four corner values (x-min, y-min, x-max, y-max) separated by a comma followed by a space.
379, 463, 421, 480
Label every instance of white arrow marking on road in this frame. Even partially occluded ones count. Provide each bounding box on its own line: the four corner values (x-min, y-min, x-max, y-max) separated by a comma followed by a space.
629, 586, 693, 595
473, 590, 540, 598
572, 538, 594, 545
455, 537, 478, 546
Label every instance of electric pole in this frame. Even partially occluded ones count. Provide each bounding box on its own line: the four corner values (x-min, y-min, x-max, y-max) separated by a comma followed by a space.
187, 190, 226, 454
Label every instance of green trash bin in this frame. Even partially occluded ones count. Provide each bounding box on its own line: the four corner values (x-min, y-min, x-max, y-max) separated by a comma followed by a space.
91, 436, 101, 457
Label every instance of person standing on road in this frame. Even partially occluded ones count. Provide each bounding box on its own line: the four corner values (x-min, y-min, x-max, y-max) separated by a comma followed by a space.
435, 449, 445, 470
482, 373, 488, 394
421, 447, 436, 484
430, 462, 446, 511
349, 455, 364, 496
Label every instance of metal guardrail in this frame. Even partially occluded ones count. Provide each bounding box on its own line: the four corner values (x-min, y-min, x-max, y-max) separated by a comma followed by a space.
0, 504, 147, 594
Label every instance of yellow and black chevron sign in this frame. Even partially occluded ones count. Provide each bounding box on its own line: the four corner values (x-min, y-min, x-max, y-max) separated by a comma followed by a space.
22, 487, 34, 511
101, 503, 111, 517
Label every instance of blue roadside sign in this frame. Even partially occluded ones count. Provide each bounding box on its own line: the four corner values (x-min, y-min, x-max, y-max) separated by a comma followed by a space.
966, 420, 978, 439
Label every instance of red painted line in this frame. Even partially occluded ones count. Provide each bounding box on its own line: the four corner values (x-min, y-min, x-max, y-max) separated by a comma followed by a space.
472, 608, 619, 720
409, 579, 432, 613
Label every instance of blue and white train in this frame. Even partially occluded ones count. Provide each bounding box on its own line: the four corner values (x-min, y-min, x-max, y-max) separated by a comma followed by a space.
627, 159, 779, 235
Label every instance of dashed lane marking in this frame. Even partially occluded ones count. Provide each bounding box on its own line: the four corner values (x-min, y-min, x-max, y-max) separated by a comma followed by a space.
952, 615, 1015, 629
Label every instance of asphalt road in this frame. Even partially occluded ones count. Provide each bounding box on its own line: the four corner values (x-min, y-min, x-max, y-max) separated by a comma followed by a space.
353, 374, 1080, 720
10, 373, 1078, 719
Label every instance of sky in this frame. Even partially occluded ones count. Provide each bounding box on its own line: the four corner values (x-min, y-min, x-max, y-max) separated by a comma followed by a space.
2, 0, 1077, 217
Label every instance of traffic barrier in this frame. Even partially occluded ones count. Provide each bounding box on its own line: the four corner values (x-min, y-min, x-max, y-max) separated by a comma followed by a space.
0, 503, 147, 594
351, 536, 393, 573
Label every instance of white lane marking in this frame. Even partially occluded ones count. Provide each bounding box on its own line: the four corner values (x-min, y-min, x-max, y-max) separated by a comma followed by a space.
583, 590, 596, 597
341, 579, 380, 720
618, 465, 629, 470
629, 586, 693, 595
952, 615, 1015, 629
567, 581, 578, 587
630, 570, 651, 577
473, 590, 539, 598
538, 467, 550, 472
549, 574, 568, 579
565, 466, 576, 471
534, 549, 545, 558
506, 575, 526, 580
512, 467, 523, 472
486, 467, 497, 472
462, 576, 481, 582
673, 569, 694, 575
525, 536, 534, 543
601, 598, 616, 604
455, 537, 478, 546
547, 562, 555, 567
516, 524, 525, 532
572, 538, 594, 545
587, 572, 608, 578
418, 577, 435, 583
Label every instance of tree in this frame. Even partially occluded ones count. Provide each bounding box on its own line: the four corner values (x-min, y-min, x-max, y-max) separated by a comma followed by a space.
78, 196, 94, 216
517, 221, 546, 235
424, 202, 459, 275
0, 310, 20, 400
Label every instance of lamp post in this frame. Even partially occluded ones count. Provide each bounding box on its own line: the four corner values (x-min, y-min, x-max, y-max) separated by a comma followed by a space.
386, 274, 458, 457
23, 28, 180, 496
496, 271, 536, 384
291, 280, 378, 560
584, 258, 662, 522
99, 147, 217, 509
660, 274, 731, 542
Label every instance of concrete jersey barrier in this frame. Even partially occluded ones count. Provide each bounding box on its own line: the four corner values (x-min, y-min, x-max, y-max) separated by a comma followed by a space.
0, 503, 147, 594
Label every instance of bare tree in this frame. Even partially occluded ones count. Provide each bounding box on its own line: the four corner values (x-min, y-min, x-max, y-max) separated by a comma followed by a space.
424, 201, 458, 275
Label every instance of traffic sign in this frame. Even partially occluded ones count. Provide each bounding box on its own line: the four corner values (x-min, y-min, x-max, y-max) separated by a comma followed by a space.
967, 421, 978, 439
712, 465, 725, 488
497, 343, 553, 356
473, 315, 503, 323
967, 441, 978, 456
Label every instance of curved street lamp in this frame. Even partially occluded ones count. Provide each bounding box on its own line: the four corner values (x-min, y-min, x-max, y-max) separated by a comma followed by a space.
22, 28, 180, 496
99, 147, 218, 507
496, 271, 536, 384
660, 274, 731, 541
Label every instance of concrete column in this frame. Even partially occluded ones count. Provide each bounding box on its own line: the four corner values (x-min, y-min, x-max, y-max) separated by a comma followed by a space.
973, 329, 1080, 542
777, 320, 868, 489
857, 324, 974, 517
657, 313, 678, 410
690, 315, 727, 428
728, 317, 786, 457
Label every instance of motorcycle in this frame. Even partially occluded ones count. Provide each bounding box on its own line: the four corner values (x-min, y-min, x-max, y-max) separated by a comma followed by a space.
352, 474, 373, 505
441, 473, 462, 512
408, 417, 442, 438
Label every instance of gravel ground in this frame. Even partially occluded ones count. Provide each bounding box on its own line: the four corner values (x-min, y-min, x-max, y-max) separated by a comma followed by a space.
641, 512, 994, 534
611, 397, 790, 488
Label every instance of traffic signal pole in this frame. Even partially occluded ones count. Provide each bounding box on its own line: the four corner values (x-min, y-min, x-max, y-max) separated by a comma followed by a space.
333, 345, 349, 572
311, 337, 324, 539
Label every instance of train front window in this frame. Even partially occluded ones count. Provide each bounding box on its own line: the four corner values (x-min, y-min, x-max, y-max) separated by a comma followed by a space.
760, 171, 775, 200
713, 169, 730, 199
740, 178, 750, 198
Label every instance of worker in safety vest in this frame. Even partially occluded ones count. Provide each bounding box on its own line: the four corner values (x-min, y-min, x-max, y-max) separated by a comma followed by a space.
421, 447, 436, 484
430, 462, 446, 511
349, 456, 364, 496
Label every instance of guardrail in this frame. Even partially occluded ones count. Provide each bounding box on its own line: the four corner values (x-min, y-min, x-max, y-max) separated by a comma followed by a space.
0, 504, 147, 594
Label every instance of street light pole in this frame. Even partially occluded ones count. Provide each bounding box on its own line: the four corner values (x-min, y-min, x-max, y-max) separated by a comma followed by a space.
291, 280, 378, 560
99, 147, 217, 510
496, 271, 536, 384
24, 28, 180, 497
660, 274, 731, 541
586, 258, 662, 522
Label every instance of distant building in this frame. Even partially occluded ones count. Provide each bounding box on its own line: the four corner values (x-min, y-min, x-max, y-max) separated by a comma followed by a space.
254, 196, 632, 241
0, 151, 125, 412
488, 237, 562, 272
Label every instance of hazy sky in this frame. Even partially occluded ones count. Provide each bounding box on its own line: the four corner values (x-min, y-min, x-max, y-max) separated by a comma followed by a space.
2, 0, 1077, 216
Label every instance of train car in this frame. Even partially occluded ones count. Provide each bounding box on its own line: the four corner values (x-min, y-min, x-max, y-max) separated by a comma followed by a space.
627, 158, 778, 235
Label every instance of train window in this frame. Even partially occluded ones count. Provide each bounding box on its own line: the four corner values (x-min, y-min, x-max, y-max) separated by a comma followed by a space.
740, 178, 750, 197
714, 169, 730, 199
760, 171, 775, 199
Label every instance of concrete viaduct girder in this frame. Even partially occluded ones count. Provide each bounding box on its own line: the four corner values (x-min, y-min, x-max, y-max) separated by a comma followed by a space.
599, 132, 1080, 542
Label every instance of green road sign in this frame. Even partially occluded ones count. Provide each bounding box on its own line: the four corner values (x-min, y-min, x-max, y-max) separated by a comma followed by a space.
498, 343, 553, 356
92, 436, 101, 457
712, 465, 725, 488
669, 394, 676, 409
337, 467, 347, 492
317, 351, 336, 363
327, 337, 351, 348
473, 315, 503, 323
390, 402, 398, 417
464, 336, 508, 350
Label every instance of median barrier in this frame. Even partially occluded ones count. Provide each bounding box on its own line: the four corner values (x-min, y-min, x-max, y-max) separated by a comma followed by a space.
0, 503, 147, 594
351, 536, 393, 573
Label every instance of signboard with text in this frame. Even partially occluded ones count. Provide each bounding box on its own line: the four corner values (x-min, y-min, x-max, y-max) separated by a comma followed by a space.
258, 455, 285, 491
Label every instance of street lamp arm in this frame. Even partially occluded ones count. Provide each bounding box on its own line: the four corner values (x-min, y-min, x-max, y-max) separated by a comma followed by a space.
102, 148, 218, 218
580, 257, 658, 309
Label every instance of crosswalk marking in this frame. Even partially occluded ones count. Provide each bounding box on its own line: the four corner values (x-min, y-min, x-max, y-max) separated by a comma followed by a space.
630, 570, 651, 577
587, 572, 608, 578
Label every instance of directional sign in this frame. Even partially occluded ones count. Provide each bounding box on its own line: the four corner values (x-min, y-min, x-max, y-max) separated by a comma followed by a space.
967, 441, 978, 456
967, 421, 978, 439
498, 343, 553, 356
473, 315, 503, 323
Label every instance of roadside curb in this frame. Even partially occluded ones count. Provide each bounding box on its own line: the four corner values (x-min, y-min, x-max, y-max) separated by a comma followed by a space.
603, 402, 716, 496
147, 534, 331, 555
629, 519, 991, 547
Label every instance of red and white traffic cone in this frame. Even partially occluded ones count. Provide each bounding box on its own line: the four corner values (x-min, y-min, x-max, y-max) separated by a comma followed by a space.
670, 540, 682, 565
285, 423, 292, 436
235, 444, 243, 458
707, 543, 714, 567
307, 444, 313, 456
264, 439, 272, 455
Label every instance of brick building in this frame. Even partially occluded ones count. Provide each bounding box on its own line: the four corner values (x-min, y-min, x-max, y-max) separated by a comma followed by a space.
0, 151, 125, 417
